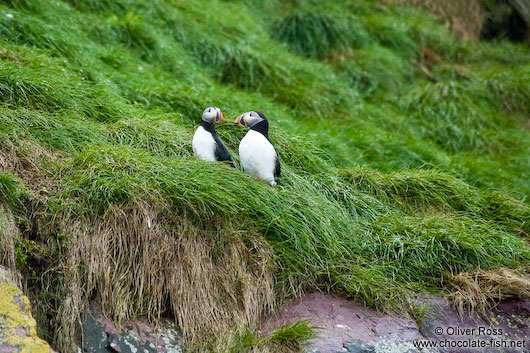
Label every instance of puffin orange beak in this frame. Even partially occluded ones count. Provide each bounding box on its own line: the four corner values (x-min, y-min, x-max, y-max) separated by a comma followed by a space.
234, 114, 244, 126
218, 110, 224, 122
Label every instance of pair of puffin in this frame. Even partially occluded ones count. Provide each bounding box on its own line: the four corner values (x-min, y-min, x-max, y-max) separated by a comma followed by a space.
192, 106, 280, 186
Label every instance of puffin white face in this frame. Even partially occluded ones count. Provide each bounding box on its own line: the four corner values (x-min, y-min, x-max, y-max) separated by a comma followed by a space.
202, 106, 224, 124
234, 111, 266, 128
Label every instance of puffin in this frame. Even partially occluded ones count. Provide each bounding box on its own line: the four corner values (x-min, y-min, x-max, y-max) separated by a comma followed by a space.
234, 111, 280, 186
192, 106, 233, 166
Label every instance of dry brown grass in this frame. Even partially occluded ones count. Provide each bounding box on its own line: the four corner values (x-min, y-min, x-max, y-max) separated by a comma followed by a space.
56, 204, 275, 352
383, 0, 484, 40
0, 138, 59, 201
448, 268, 530, 318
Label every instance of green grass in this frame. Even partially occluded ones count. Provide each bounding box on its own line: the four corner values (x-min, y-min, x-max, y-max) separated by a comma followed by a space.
0, 0, 529, 352
230, 320, 316, 353
0, 172, 27, 211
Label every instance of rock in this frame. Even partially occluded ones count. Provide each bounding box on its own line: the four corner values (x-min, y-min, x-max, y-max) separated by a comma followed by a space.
418, 295, 529, 353
261, 293, 425, 353
82, 305, 182, 353
343, 340, 375, 353
0, 266, 56, 353
270, 293, 530, 353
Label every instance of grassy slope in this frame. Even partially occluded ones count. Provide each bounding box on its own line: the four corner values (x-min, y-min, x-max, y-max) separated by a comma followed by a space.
0, 0, 529, 351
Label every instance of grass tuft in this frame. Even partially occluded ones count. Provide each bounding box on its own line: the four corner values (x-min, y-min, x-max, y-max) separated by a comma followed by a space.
272, 13, 360, 59
0, 172, 26, 211
449, 268, 530, 318
333, 46, 412, 96
230, 320, 316, 353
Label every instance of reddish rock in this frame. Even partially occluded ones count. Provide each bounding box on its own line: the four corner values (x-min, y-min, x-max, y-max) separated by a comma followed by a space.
262, 293, 530, 353
261, 293, 423, 353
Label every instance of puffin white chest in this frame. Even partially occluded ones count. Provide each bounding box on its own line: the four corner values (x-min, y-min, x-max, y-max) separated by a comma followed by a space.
239, 130, 277, 185
192, 126, 217, 161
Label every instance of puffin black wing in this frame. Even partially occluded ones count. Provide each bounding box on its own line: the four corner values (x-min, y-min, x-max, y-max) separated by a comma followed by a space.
274, 155, 281, 180
214, 136, 234, 167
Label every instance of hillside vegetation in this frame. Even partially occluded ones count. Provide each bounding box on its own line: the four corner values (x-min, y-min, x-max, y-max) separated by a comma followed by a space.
0, 0, 529, 352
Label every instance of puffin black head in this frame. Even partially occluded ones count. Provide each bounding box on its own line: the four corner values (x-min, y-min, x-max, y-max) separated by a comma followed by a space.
234, 111, 267, 128
202, 106, 224, 124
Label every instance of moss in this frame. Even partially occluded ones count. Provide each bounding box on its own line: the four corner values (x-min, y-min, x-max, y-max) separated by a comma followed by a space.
0, 280, 53, 353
